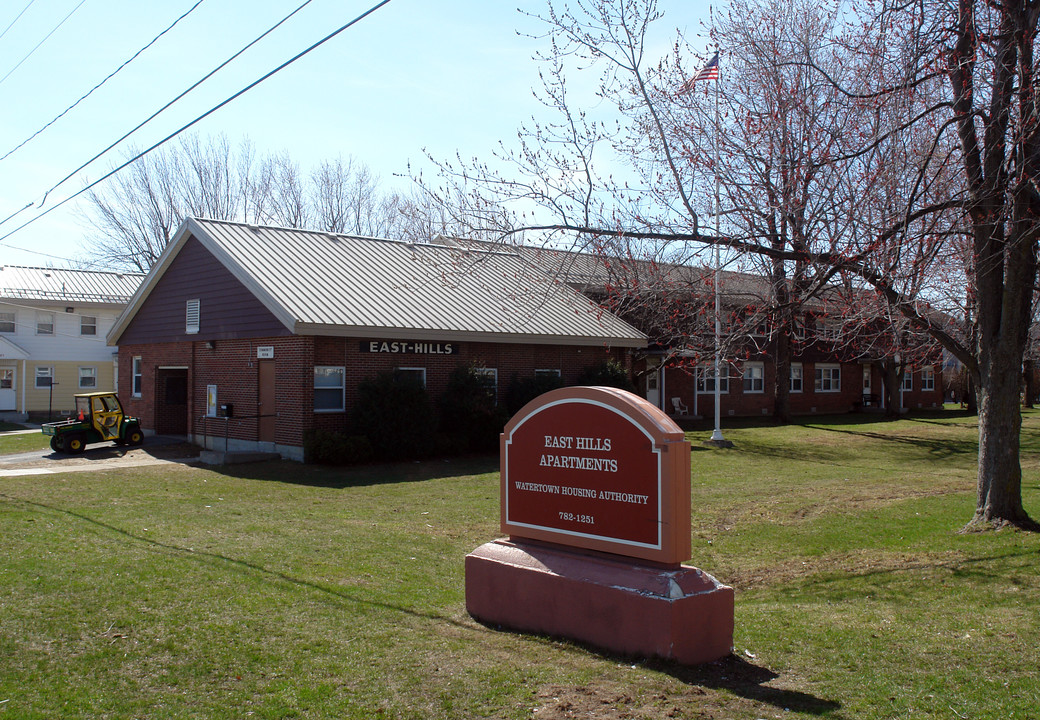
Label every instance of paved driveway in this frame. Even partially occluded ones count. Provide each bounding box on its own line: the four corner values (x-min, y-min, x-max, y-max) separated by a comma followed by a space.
0, 433, 200, 477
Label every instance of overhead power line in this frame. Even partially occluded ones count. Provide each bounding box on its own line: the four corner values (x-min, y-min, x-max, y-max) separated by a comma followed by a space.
0, 0, 395, 248
0, 0, 37, 44
0, 0, 87, 89
0, 0, 316, 224
0, 0, 210, 165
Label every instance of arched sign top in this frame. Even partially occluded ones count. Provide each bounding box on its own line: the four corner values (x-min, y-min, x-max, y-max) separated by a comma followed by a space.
501, 386, 692, 566
505, 386, 686, 445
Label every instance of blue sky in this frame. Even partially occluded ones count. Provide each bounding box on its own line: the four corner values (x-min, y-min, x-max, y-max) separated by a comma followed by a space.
0, 0, 709, 268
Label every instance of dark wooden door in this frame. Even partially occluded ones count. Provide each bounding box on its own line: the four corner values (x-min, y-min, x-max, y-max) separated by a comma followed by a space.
258, 360, 276, 442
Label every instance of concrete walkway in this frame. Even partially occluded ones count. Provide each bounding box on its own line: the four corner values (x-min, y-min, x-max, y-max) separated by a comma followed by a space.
0, 430, 201, 477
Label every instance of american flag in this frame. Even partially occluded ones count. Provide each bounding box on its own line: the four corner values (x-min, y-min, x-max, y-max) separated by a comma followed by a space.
679, 53, 719, 93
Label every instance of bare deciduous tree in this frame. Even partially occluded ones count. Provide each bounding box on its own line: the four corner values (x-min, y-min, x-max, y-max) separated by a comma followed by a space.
419, 0, 1038, 530
81, 135, 428, 270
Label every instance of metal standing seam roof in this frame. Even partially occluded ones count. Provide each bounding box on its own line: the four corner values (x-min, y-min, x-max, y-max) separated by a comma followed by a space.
0, 265, 144, 304
125, 218, 647, 347
438, 236, 838, 310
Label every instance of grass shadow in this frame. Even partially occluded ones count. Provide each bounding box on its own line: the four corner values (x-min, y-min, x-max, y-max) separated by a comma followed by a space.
802, 424, 978, 461
472, 623, 844, 717
786, 547, 1040, 603
647, 654, 843, 716
206, 454, 500, 489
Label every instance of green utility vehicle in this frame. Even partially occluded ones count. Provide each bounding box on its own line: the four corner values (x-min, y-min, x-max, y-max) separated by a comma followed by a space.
42, 392, 144, 454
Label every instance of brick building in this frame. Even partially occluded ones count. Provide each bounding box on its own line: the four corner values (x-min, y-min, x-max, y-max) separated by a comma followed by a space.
444, 240, 946, 419
107, 218, 646, 460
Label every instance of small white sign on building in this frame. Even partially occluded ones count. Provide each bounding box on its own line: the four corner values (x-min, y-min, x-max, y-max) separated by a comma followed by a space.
257, 346, 274, 359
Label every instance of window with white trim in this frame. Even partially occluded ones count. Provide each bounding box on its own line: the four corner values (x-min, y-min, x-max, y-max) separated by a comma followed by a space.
36, 311, 54, 336
78, 366, 97, 389
314, 366, 346, 411
80, 315, 97, 336
696, 365, 729, 393
535, 368, 561, 378
395, 367, 427, 389
814, 364, 841, 392
816, 319, 842, 341
742, 362, 765, 393
186, 299, 200, 334
901, 371, 913, 391
132, 356, 143, 397
790, 363, 803, 393
475, 367, 498, 404
921, 366, 935, 391
35, 366, 54, 388
0, 311, 14, 333
792, 317, 805, 341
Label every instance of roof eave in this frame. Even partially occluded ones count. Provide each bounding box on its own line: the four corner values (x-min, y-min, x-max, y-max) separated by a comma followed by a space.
292, 322, 647, 348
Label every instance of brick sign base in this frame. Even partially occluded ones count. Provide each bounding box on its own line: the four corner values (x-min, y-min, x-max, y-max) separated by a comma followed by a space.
466, 387, 734, 665
466, 539, 734, 665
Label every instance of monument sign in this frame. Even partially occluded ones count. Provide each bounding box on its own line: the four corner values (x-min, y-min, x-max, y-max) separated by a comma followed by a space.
501, 385, 691, 564
466, 386, 735, 665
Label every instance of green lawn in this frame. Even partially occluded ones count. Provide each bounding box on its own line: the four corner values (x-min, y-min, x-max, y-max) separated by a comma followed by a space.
0, 426, 50, 455
0, 410, 1037, 719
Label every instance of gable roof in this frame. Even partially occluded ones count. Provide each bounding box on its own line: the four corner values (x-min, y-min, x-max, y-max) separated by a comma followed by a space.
109, 218, 647, 348
0, 265, 144, 305
435, 236, 828, 309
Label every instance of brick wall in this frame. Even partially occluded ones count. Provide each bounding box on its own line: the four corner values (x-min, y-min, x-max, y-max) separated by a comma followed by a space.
658, 357, 945, 418
119, 336, 629, 449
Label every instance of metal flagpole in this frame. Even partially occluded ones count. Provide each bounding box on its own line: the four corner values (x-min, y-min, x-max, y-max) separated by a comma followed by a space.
709, 49, 728, 445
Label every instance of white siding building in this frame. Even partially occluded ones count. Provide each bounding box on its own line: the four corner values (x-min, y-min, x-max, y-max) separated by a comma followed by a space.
0, 266, 144, 419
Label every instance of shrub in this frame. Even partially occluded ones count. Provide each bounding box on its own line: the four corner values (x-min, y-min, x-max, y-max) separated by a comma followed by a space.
576, 359, 637, 392
303, 429, 373, 465
350, 370, 437, 460
505, 372, 566, 415
439, 364, 509, 453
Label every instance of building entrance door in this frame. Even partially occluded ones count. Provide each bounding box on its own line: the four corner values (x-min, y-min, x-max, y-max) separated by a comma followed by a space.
155, 369, 188, 435
258, 360, 276, 443
0, 368, 15, 411
645, 359, 661, 409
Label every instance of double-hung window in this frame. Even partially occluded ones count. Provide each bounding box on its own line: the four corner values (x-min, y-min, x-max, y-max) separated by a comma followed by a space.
696, 365, 729, 393
36, 311, 54, 336
395, 367, 427, 389
921, 366, 935, 391
742, 363, 765, 393
79, 367, 97, 389
35, 366, 54, 388
790, 363, 803, 393
814, 364, 841, 392
314, 366, 346, 411
132, 356, 143, 397
475, 367, 498, 404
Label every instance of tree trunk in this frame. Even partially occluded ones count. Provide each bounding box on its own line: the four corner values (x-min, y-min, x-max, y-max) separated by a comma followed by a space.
1023, 358, 1035, 408
970, 361, 1039, 530
880, 362, 901, 418
964, 371, 978, 414
773, 329, 792, 424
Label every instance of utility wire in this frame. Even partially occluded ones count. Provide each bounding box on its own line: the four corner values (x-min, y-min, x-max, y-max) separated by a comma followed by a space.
0, 0, 87, 89
0, 0, 319, 225
0, 0, 37, 43
0, 0, 395, 248
0, 0, 209, 165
